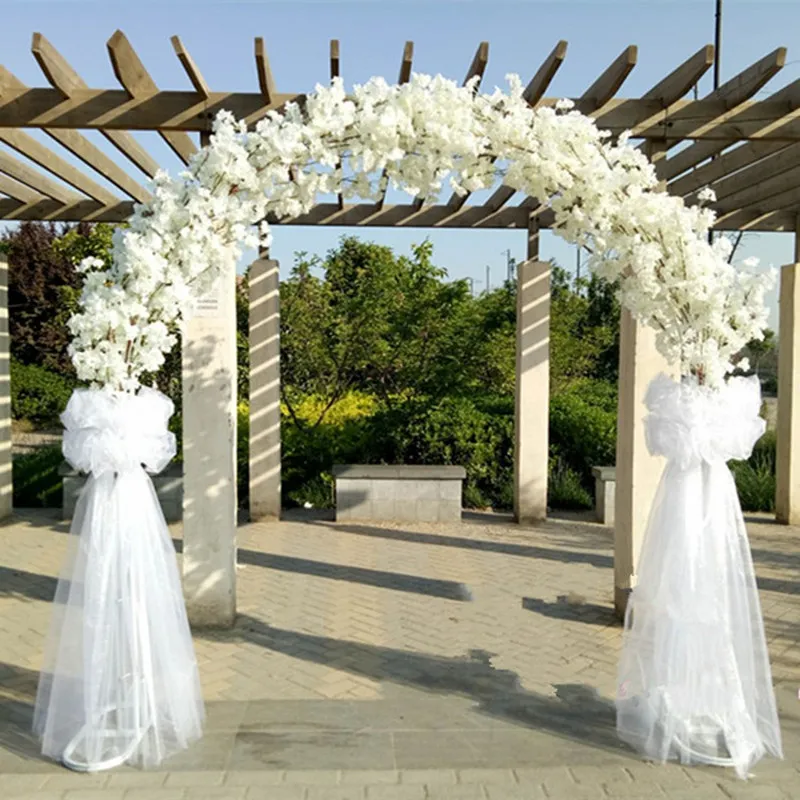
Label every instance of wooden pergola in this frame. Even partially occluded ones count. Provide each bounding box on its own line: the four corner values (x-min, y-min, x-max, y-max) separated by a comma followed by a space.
2, 32, 800, 625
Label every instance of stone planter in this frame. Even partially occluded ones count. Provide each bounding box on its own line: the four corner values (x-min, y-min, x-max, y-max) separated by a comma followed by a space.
60, 461, 183, 523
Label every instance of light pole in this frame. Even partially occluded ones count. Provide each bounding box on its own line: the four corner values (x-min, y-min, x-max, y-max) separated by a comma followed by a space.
714, 0, 723, 91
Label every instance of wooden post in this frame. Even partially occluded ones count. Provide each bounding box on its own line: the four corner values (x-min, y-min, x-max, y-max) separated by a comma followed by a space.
249, 257, 281, 520
514, 216, 550, 524
181, 259, 238, 628
614, 139, 673, 618
776, 219, 800, 523
0, 255, 11, 519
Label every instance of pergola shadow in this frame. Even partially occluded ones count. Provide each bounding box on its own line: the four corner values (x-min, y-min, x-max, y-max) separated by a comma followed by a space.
199, 614, 631, 759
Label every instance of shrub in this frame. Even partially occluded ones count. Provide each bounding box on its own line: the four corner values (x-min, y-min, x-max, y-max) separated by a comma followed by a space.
13, 445, 63, 508
548, 457, 593, 510
549, 379, 617, 488
11, 360, 75, 427
730, 428, 776, 512
363, 394, 514, 510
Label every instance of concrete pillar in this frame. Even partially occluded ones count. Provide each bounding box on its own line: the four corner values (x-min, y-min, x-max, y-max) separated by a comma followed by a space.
776, 255, 800, 524
0, 256, 10, 519
181, 259, 238, 628
613, 137, 674, 618
514, 216, 549, 524
614, 311, 672, 617
249, 258, 281, 520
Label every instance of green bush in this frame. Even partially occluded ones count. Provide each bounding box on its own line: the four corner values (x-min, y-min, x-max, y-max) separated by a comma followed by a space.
730, 429, 776, 512
548, 458, 593, 510
364, 394, 515, 510
13, 445, 62, 508
11, 360, 75, 427
549, 379, 617, 488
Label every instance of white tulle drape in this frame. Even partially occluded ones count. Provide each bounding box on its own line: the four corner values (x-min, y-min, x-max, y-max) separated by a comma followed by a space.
616, 373, 782, 778
34, 388, 204, 771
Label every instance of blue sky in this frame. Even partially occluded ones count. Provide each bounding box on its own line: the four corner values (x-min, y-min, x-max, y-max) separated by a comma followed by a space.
2, 0, 799, 325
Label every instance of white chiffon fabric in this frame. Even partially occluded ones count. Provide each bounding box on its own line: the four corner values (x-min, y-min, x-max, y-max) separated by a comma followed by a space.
34, 388, 204, 771
616, 373, 782, 778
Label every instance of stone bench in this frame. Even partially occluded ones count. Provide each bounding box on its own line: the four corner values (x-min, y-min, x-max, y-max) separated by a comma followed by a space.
60, 461, 183, 523
333, 464, 466, 523
592, 466, 616, 526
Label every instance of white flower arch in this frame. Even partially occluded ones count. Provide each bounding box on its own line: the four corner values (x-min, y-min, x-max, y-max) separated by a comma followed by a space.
68, 73, 772, 390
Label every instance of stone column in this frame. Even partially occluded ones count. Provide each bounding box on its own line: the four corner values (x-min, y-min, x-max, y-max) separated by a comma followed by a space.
614, 312, 672, 617
249, 258, 281, 520
514, 216, 549, 524
0, 256, 10, 519
777, 255, 800, 524
181, 260, 238, 628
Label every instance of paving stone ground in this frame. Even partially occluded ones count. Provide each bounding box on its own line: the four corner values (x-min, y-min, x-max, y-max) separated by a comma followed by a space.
0, 508, 798, 799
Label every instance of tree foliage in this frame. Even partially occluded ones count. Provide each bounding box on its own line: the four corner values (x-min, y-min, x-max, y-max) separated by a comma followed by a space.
1, 222, 116, 374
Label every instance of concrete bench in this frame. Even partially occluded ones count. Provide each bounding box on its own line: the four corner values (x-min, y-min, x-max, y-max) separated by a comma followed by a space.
333, 464, 466, 523
592, 466, 616, 526
60, 461, 183, 523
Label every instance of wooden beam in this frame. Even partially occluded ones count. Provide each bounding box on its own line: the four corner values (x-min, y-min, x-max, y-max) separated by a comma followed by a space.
255, 37, 276, 105
637, 44, 714, 106
107, 29, 198, 165
646, 47, 787, 176
0, 174, 46, 204
431, 41, 489, 211
171, 35, 211, 98
0, 129, 119, 204
0, 197, 135, 222
375, 41, 414, 210
31, 32, 159, 179
0, 151, 82, 203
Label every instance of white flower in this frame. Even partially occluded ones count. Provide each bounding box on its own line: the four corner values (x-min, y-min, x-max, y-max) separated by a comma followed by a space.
67, 73, 772, 391
698, 187, 717, 204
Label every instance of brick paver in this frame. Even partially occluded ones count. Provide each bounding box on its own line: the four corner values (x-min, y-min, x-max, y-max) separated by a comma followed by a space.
0, 509, 798, 799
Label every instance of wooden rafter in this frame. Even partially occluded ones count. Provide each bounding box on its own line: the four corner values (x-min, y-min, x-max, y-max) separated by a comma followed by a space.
0, 196, 134, 222
0, 149, 82, 203
0, 128, 118, 204
0, 174, 46, 204
30, 33, 159, 180
714, 164, 800, 215
255, 38, 276, 106
1, 64, 150, 204
375, 41, 414, 211
0, 35, 800, 229
650, 47, 787, 177
107, 29, 197, 165
171, 36, 211, 98
583, 45, 638, 110
684, 142, 800, 206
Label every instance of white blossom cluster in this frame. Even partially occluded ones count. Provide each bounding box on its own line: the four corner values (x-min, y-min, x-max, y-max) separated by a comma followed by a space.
67, 73, 772, 390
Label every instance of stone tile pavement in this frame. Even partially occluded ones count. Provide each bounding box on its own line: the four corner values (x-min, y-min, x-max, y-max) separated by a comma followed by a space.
0, 509, 798, 799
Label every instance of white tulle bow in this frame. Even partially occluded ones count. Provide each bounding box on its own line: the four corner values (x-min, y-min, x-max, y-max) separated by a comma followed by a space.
61, 388, 176, 477
644, 373, 765, 468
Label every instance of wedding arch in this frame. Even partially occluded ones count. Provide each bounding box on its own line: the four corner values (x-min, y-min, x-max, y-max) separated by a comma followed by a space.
0, 30, 796, 777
